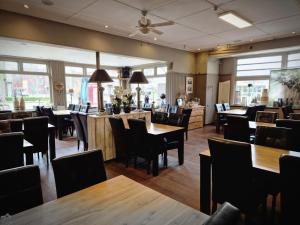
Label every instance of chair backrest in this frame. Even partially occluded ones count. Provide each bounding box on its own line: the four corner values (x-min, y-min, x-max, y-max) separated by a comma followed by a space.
152, 112, 168, 124
167, 113, 184, 126
0, 112, 12, 120
23, 116, 48, 154
168, 105, 178, 114
280, 155, 300, 225
245, 106, 257, 121
73, 104, 81, 111
182, 108, 192, 129
282, 105, 294, 119
52, 149, 107, 198
222, 103, 230, 111
255, 126, 292, 150
215, 104, 224, 113
43, 107, 56, 125
255, 111, 278, 123
0, 165, 43, 216
70, 112, 85, 142
80, 105, 89, 113
289, 113, 300, 120
208, 138, 254, 211
161, 103, 169, 112
78, 112, 88, 144
0, 132, 24, 171
0, 120, 11, 133
9, 119, 23, 132
67, 104, 75, 110
35, 106, 43, 116
225, 115, 250, 143
276, 119, 300, 152
203, 202, 241, 225
255, 104, 266, 111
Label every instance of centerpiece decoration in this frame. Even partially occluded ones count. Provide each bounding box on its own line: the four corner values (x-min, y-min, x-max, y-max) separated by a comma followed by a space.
111, 87, 135, 114
122, 90, 134, 113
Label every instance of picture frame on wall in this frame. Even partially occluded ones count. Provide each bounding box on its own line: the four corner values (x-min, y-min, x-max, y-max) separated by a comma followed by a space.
186, 77, 193, 94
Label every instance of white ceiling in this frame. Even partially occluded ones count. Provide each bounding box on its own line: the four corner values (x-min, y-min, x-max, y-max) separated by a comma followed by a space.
0, 0, 300, 51
0, 37, 164, 66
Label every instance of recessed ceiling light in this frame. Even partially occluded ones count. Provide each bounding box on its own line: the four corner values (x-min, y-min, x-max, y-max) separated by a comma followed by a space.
24, 4, 29, 9
218, 11, 252, 29
197, 48, 201, 51
292, 31, 296, 35
105, 25, 109, 28
250, 39, 253, 42
154, 37, 157, 41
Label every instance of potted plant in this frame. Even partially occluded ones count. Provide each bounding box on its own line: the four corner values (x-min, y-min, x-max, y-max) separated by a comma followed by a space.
111, 96, 122, 114
122, 93, 133, 113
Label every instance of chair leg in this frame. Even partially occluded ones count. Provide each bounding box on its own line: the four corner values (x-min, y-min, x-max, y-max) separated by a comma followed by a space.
77, 140, 80, 151
185, 130, 188, 140
147, 159, 151, 174
212, 201, 217, 214
271, 194, 277, 220
164, 151, 168, 168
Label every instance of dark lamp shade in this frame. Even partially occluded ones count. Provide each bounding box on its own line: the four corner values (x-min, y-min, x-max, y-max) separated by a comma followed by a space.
88, 69, 113, 83
129, 71, 148, 84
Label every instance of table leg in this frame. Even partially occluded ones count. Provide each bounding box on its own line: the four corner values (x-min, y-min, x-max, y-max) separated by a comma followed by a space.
152, 154, 159, 176
216, 113, 220, 133
178, 131, 184, 165
49, 128, 56, 161
200, 154, 211, 215
25, 152, 34, 165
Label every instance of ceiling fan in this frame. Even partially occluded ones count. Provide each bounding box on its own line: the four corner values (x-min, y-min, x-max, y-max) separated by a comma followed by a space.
129, 10, 174, 37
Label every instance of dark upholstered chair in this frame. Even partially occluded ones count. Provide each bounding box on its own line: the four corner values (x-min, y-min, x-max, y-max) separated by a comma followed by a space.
224, 115, 250, 143
182, 108, 192, 140
215, 104, 227, 131
78, 112, 88, 150
23, 116, 49, 166
282, 105, 294, 119
255, 111, 278, 123
80, 105, 89, 113
109, 117, 133, 166
67, 104, 75, 110
245, 106, 257, 121
167, 113, 183, 126
128, 118, 164, 174
168, 105, 178, 114
35, 106, 44, 116
289, 113, 300, 120
52, 149, 107, 198
203, 202, 241, 225
0, 165, 43, 216
9, 119, 23, 132
71, 112, 86, 151
256, 104, 266, 111
280, 155, 300, 225
0, 132, 24, 171
0, 112, 12, 120
215, 104, 224, 112
152, 112, 168, 124
161, 103, 169, 112
222, 103, 230, 111
255, 126, 292, 150
0, 120, 11, 133
276, 119, 300, 152
208, 138, 267, 215
73, 104, 81, 111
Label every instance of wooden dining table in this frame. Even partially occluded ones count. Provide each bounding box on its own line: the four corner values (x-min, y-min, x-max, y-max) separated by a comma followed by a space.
52, 110, 71, 140
216, 109, 247, 132
249, 121, 276, 130
199, 144, 300, 215
8, 175, 209, 225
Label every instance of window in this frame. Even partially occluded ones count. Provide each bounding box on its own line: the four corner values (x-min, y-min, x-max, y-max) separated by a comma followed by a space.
143, 68, 154, 76
0, 60, 50, 110
101, 69, 120, 105
65, 66, 83, 75
157, 66, 167, 75
287, 53, 300, 68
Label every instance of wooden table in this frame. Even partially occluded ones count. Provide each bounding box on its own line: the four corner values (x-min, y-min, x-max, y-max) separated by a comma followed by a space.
216, 109, 247, 132
53, 110, 71, 140
199, 144, 300, 215
249, 121, 276, 130
9, 175, 209, 225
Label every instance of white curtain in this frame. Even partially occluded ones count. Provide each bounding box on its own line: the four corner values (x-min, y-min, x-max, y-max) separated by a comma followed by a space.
166, 71, 190, 105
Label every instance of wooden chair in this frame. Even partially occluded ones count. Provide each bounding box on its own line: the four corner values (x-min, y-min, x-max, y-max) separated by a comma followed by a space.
276, 119, 300, 152
0, 132, 24, 171
280, 155, 300, 225
255, 111, 278, 123
208, 138, 267, 218
224, 115, 250, 143
0, 165, 43, 216
52, 149, 107, 198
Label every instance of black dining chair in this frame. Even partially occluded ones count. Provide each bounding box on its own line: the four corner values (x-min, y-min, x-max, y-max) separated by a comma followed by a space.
73, 104, 81, 111
245, 106, 257, 121
0, 165, 43, 216
152, 111, 168, 124
280, 154, 300, 225
109, 117, 133, 167
0, 112, 12, 120
78, 112, 88, 150
70, 112, 86, 151
289, 113, 300, 120
224, 115, 251, 143
202, 202, 241, 225
208, 138, 267, 218
23, 116, 49, 167
222, 103, 230, 111
0, 132, 24, 171
276, 119, 300, 152
67, 104, 75, 110
0, 120, 11, 133
168, 105, 178, 114
282, 105, 294, 119
255, 111, 278, 123
80, 105, 89, 113
9, 119, 23, 132
182, 108, 192, 140
52, 149, 107, 198
215, 104, 227, 131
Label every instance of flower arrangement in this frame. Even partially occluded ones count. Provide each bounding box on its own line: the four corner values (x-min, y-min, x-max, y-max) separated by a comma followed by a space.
111, 87, 135, 114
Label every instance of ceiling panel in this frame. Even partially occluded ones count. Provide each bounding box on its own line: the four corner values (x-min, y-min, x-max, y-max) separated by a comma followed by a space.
117, 0, 176, 11
178, 35, 226, 49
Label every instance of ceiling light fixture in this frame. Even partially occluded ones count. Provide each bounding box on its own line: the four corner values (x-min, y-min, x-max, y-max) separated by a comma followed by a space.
197, 48, 201, 51
292, 31, 296, 35
154, 37, 157, 41
24, 4, 29, 9
41, 0, 54, 6
105, 25, 109, 28
218, 11, 252, 29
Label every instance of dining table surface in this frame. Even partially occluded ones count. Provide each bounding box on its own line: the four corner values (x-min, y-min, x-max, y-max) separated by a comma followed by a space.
52, 109, 71, 116
199, 143, 300, 214
217, 109, 247, 115
124, 122, 184, 135
8, 175, 209, 225
249, 121, 276, 129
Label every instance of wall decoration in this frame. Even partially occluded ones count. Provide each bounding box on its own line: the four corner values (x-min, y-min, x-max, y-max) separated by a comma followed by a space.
185, 77, 193, 94
269, 69, 300, 106
54, 82, 65, 94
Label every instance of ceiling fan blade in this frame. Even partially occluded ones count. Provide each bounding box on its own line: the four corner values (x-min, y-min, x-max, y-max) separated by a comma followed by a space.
128, 30, 140, 37
149, 21, 174, 27
149, 28, 163, 35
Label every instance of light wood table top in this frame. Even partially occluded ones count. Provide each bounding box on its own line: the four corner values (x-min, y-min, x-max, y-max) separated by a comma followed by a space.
249, 121, 276, 129
125, 122, 184, 135
53, 110, 71, 116
200, 144, 300, 174
23, 139, 33, 148
218, 109, 247, 115
9, 175, 209, 225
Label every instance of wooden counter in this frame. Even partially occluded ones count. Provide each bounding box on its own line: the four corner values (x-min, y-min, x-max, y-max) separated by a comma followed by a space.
87, 111, 151, 161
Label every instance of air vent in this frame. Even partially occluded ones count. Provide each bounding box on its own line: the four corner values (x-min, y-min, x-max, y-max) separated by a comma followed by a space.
41, 0, 54, 6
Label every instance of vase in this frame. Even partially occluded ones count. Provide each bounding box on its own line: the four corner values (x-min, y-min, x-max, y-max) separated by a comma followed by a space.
123, 105, 131, 113
113, 106, 121, 114
19, 96, 25, 110
13, 96, 19, 110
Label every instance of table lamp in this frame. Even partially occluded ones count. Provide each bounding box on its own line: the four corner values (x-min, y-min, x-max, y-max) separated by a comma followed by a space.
89, 69, 113, 112
129, 71, 148, 111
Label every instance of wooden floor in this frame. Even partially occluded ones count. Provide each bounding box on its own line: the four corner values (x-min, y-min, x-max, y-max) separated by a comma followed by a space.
35, 125, 279, 224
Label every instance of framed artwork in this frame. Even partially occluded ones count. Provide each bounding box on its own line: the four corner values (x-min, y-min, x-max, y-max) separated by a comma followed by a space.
186, 77, 193, 94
